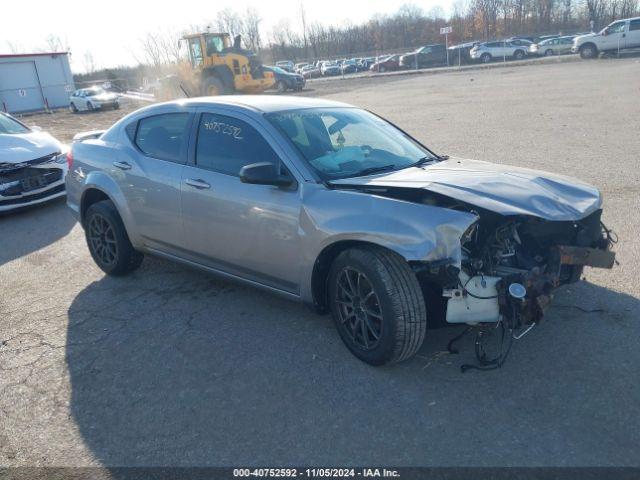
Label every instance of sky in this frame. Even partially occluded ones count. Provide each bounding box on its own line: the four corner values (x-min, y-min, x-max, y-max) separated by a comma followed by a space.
1, 0, 453, 73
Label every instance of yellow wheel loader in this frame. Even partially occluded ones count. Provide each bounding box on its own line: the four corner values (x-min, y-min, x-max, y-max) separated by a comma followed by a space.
180, 32, 275, 96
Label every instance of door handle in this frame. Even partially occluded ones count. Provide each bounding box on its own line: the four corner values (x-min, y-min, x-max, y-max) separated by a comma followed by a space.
113, 161, 132, 170
185, 178, 211, 189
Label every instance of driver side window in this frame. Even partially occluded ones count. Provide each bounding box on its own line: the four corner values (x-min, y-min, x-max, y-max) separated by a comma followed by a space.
606, 21, 626, 34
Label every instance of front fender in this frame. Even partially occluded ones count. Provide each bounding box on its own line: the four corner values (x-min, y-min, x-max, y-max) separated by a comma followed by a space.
298, 186, 477, 302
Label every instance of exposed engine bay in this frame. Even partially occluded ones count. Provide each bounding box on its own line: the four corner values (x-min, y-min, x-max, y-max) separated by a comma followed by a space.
333, 183, 617, 370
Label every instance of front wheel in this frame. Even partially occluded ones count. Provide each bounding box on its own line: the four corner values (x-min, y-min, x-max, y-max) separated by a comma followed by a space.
580, 44, 598, 59
480, 53, 492, 63
328, 247, 427, 366
545, 49, 554, 56
513, 50, 525, 60
276, 81, 286, 93
85, 200, 143, 276
202, 76, 227, 96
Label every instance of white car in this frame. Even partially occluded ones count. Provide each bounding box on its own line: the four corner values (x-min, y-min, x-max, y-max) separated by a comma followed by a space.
69, 86, 120, 113
470, 40, 531, 63
0, 112, 68, 212
573, 16, 640, 59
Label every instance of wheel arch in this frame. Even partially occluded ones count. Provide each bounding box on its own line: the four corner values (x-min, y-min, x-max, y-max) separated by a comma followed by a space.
79, 172, 141, 247
580, 42, 598, 54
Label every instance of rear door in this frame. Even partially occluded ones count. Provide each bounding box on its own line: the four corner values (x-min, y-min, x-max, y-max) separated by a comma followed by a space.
180, 109, 302, 293
627, 18, 640, 48
114, 110, 193, 252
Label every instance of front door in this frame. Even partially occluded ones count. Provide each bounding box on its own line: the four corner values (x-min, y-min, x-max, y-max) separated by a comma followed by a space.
599, 20, 628, 50
115, 110, 193, 252
181, 110, 302, 293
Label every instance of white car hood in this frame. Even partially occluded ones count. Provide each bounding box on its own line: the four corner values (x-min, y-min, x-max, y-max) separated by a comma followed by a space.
331, 157, 602, 221
0, 130, 63, 163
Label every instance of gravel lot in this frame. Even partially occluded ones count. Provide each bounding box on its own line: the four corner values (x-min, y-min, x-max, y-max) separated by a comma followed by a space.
2, 58, 640, 468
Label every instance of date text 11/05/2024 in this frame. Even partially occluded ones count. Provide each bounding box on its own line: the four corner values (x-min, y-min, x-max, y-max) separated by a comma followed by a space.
233, 468, 400, 478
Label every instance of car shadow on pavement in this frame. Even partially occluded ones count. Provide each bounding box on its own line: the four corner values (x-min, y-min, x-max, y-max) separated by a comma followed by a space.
66, 256, 640, 467
0, 198, 76, 266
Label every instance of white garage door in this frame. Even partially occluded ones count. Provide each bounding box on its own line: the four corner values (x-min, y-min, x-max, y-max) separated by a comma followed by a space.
0, 62, 45, 113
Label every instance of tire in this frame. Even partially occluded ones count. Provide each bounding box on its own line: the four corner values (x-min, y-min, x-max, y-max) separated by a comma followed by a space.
379, 65, 386, 72
480, 53, 492, 63
86, 101, 94, 111
276, 81, 286, 93
544, 49, 554, 56
202, 76, 227, 96
84, 200, 143, 276
513, 50, 525, 60
328, 246, 427, 366
69, 102, 78, 113
113, 103, 120, 110
580, 44, 597, 59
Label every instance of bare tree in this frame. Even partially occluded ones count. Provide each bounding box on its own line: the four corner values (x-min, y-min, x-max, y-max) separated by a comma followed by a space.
241, 7, 262, 51
83, 51, 96, 74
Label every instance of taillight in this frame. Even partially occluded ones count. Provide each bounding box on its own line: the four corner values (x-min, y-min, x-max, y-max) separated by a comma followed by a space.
66, 148, 73, 170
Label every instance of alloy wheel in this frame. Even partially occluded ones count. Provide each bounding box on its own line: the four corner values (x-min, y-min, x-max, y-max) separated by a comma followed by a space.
88, 214, 118, 267
335, 267, 383, 350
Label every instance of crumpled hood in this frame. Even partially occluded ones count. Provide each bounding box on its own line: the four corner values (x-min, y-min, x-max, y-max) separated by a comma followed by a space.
331, 157, 602, 221
0, 130, 63, 163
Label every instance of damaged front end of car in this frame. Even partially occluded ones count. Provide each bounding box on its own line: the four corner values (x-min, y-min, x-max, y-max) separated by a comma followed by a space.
330, 160, 617, 369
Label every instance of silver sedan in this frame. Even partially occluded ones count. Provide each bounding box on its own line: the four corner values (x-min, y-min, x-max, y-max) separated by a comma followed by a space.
65, 96, 615, 366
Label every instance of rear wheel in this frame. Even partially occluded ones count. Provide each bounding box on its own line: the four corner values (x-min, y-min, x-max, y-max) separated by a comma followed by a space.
84, 200, 143, 276
480, 53, 492, 63
328, 246, 427, 365
69, 102, 78, 113
203, 76, 227, 96
86, 101, 94, 111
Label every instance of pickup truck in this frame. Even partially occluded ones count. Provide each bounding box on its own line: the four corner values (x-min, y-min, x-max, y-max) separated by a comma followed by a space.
573, 16, 640, 58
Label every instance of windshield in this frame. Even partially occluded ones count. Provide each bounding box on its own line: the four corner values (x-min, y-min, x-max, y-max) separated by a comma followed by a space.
267, 108, 436, 180
0, 114, 30, 135
86, 87, 106, 96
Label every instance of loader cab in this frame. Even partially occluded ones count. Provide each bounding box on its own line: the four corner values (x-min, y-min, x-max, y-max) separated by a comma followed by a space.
183, 33, 232, 68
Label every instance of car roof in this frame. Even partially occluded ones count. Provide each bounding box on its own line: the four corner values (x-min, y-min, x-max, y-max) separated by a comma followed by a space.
158, 95, 354, 114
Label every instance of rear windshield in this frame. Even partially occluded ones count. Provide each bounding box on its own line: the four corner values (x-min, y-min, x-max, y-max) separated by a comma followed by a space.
0, 114, 30, 135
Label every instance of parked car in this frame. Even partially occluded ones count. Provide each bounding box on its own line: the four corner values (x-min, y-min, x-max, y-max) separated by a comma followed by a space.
66, 96, 616, 366
470, 40, 530, 62
0, 112, 68, 212
358, 57, 376, 69
530, 35, 575, 56
320, 61, 341, 76
447, 41, 479, 64
399, 44, 447, 68
294, 62, 309, 73
69, 86, 120, 113
301, 65, 322, 79
275, 60, 295, 72
340, 59, 358, 74
264, 66, 306, 92
573, 17, 640, 59
370, 55, 400, 72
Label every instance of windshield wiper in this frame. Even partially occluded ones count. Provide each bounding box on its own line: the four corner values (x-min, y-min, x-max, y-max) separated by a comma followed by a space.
410, 154, 448, 168
351, 164, 396, 177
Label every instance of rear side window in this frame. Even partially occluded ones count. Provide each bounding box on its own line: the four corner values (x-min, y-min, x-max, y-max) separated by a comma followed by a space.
135, 113, 190, 163
630, 19, 640, 31
195, 113, 281, 176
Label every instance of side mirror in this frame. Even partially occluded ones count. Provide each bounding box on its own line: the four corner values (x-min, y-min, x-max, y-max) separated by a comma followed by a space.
239, 162, 293, 187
